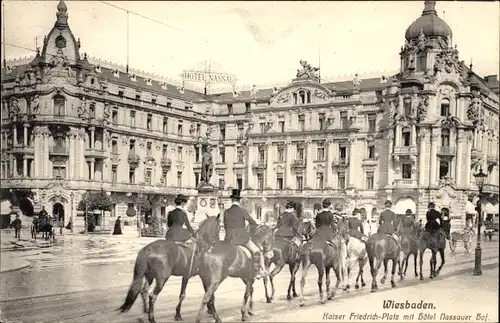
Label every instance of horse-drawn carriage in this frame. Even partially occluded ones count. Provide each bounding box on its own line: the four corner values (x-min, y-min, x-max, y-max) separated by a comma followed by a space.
484, 215, 499, 241
31, 216, 56, 241
449, 227, 473, 253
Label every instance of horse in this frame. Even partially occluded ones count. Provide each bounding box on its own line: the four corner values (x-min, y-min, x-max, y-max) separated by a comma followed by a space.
262, 218, 315, 303
118, 215, 221, 323
298, 218, 348, 306
344, 226, 368, 290
418, 227, 446, 280
366, 230, 401, 292
397, 221, 420, 279
32, 221, 55, 241
195, 224, 274, 323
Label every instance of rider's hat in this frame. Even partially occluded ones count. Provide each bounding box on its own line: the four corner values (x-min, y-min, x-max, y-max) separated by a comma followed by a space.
405, 209, 413, 215
322, 198, 332, 208
334, 203, 343, 211
174, 194, 188, 204
285, 201, 296, 209
384, 200, 393, 207
352, 208, 361, 215
428, 202, 436, 208
229, 189, 242, 200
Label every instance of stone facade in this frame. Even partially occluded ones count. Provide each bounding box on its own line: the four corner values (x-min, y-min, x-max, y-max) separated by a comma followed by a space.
1, 1, 498, 230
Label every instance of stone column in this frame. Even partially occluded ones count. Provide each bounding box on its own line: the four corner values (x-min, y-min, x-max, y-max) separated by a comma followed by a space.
90, 160, 95, 180
266, 142, 273, 188
465, 133, 473, 186
13, 126, 17, 146
411, 124, 417, 146
23, 124, 28, 146
394, 125, 400, 147
305, 139, 313, 188
348, 137, 356, 188
33, 127, 41, 178
429, 128, 439, 186
245, 142, 254, 188
23, 158, 27, 177
326, 139, 334, 187
79, 131, 85, 179
12, 157, 17, 177
387, 131, 394, 186
418, 129, 428, 187
285, 140, 293, 188
90, 127, 95, 149
44, 131, 50, 178
68, 131, 75, 179
455, 130, 464, 186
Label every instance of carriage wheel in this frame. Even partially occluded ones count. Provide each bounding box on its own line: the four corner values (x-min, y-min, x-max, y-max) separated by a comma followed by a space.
449, 239, 456, 252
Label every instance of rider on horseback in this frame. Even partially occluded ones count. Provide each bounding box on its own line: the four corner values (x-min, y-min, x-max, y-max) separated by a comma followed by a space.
332, 203, 344, 224
223, 189, 268, 279
347, 208, 367, 243
425, 202, 442, 233
274, 201, 301, 247
399, 209, 416, 236
378, 200, 401, 245
314, 199, 336, 246
165, 194, 197, 242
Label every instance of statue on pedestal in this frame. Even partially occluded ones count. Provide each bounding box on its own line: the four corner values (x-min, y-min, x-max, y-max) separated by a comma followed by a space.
200, 144, 213, 186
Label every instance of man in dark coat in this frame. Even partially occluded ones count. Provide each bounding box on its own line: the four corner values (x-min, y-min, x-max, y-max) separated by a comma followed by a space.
425, 202, 442, 233
378, 200, 400, 244
347, 208, 366, 242
399, 209, 416, 235
11, 214, 22, 240
223, 189, 267, 279
165, 194, 196, 242
274, 201, 301, 247
314, 198, 335, 244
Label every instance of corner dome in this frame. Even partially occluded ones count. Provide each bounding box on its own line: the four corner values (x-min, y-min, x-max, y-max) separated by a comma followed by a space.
405, 1, 452, 40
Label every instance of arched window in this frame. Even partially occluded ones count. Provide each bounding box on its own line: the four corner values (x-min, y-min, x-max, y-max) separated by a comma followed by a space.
441, 128, 450, 147
306, 91, 311, 104
53, 95, 65, 116
416, 52, 427, 71
440, 99, 450, 117
402, 127, 411, 147
293, 93, 298, 105
299, 91, 306, 104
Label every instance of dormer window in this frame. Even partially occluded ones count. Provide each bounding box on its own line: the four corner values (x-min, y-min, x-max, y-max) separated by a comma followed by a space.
402, 127, 411, 147
113, 70, 120, 78
145, 78, 152, 86
130, 74, 137, 82
95, 66, 101, 73
161, 83, 167, 90
440, 99, 450, 117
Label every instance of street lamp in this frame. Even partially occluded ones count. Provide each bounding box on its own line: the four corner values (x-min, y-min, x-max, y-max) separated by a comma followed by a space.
137, 192, 144, 238
473, 167, 487, 276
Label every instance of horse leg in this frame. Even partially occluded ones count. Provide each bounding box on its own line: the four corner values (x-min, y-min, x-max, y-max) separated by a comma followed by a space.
174, 275, 189, 321
325, 267, 333, 300
436, 248, 445, 276
390, 258, 397, 288
329, 265, 341, 299
370, 257, 382, 292
380, 259, 389, 284
355, 257, 367, 289
316, 262, 326, 304
299, 256, 312, 307
241, 279, 252, 321
195, 275, 222, 323
141, 275, 153, 314
263, 275, 270, 304
148, 269, 171, 323
290, 260, 300, 298
343, 256, 352, 291
429, 251, 436, 279
268, 262, 284, 302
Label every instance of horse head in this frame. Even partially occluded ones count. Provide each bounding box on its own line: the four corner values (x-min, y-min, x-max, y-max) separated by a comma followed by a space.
254, 224, 275, 254
196, 215, 221, 248
301, 221, 315, 241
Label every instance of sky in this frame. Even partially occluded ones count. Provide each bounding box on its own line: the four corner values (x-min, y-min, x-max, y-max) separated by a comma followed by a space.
2, 1, 499, 90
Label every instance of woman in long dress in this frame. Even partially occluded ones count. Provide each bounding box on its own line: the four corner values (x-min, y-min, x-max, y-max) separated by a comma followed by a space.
112, 216, 123, 235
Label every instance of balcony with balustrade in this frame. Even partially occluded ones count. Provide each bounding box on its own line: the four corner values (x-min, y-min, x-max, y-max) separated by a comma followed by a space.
393, 178, 418, 187
290, 159, 306, 170
49, 145, 69, 157
331, 157, 349, 170
11, 143, 34, 156
252, 160, 267, 171
393, 146, 418, 157
437, 146, 456, 158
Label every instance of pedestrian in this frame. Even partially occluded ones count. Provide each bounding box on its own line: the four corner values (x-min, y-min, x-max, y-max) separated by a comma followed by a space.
59, 217, 64, 235
465, 197, 476, 229
113, 216, 123, 235
11, 214, 22, 241
65, 218, 73, 233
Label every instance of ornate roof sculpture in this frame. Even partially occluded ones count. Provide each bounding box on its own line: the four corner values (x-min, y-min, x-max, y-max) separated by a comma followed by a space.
295, 60, 320, 83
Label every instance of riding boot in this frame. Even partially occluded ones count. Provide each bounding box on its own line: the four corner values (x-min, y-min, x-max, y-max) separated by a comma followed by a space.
253, 252, 267, 279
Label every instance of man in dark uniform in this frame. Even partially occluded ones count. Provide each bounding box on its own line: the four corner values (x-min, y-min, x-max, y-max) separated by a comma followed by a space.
165, 194, 196, 242
347, 208, 366, 242
314, 198, 336, 245
425, 202, 442, 233
274, 201, 301, 247
378, 200, 400, 244
399, 209, 416, 235
223, 189, 268, 279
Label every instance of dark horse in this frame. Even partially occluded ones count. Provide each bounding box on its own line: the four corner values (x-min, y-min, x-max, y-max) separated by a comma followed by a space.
119, 215, 221, 323
398, 224, 421, 279
418, 228, 446, 280
195, 225, 274, 323
263, 219, 315, 303
298, 219, 348, 306
366, 231, 401, 292
32, 221, 55, 241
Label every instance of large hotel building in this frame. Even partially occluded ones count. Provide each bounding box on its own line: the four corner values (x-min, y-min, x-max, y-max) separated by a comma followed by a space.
1, 1, 498, 230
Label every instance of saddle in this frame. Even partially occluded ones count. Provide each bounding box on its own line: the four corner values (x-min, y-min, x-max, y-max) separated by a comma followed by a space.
284, 236, 302, 248
173, 237, 196, 248
237, 245, 254, 259
387, 233, 401, 245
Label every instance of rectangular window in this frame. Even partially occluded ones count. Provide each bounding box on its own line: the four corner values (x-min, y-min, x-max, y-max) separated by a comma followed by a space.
196, 123, 201, 135
220, 125, 226, 140
195, 147, 200, 163
338, 172, 346, 189
296, 175, 304, 190
54, 97, 65, 115
260, 122, 266, 133
236, 177, 243, 190
89, 103, 95, 118
297, 146, 305, 160
177, 171, 182, 187
368, 114, 376, 132
416, 52, 427, 71
237, 123, 244, 139
440, 100, 450, 117
402, 128, 411, 146
319, 113, 326, 130
277, 146, 284, 162
219, 147, 226, 163
166, 101, 172, 107
118, 90, 124, 97
218, 176, 225, 189
145, 169, 152, 185
130, 111, 136, 128
316, 172, 324, 189
163, 117, 168, 133
194, 172, 200, 187
112, 140, 118, 154
151, 98, 157, 105
227, 104, 233, 115
258, 147, 266, 163
366, 171, 374, 189
339, 146, 347, 161
177, 147, 183, 161
135, 94, 141, 101
256, 206, 262, 220
368, 145, 375, 159
298, 115, 305, 132
404, 98, 412, 116
402, 163, 412, 179
317, 143, 325, 161
162, 144, 168, 159
237, 147, 244, 163
146, 114, 152, 130
129, 139, 136, 154
278, 119, 285, 132
146, 142, 152, 157
177, 121, 183, 136
257, 173, 264, 190
245, 102, 251, 112
112, 109, 118, 124
52, 166, 66, 179
161, 169, 168, 185
276, 173, 284, 190
340, 112, 348, 129
129, 168, 135, 183
439, 160, 450, 179
111, 165, 117, 183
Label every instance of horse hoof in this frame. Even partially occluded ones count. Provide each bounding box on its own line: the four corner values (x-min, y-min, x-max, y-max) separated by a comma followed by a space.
174, 316, 183, 321
320, 299, 326, 304
430, 275, 434, 279
248, 310, 254, 316
415, 274, 419, 278
361, 282, 366, 287
420, 276, 424, 281
286, 295, 292, 301
380, 278, 386, 284
292, 292, 298, 297
391, 281, 396, 288
299, 302, 305, 307
355, 284, 359, 289
371, 288, 376, 293
242, 314, 248, 321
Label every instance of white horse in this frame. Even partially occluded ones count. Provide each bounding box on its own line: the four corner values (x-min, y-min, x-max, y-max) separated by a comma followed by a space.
343, 220, 369, 290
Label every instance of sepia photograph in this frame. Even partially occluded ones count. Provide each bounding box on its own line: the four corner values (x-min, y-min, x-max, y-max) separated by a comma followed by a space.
0, 1, 498, 322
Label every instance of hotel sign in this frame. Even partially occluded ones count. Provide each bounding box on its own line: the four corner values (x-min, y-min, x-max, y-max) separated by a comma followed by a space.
182, 70, 236, 85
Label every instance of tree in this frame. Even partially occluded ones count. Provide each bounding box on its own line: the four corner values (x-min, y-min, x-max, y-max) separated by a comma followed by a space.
77, 191, 112, 232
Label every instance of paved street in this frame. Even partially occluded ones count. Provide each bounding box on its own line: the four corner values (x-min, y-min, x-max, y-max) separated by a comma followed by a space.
0, 237, 497, 323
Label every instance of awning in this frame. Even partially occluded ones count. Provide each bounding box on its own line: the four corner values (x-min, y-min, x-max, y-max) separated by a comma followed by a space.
483, 202, 499, 215
1, 200, 12, 215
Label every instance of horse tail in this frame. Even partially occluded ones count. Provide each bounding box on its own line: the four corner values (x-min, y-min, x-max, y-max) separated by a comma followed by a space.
309, 248, 324, 269
119, 248, 148, 313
